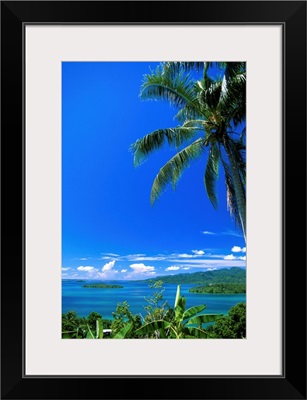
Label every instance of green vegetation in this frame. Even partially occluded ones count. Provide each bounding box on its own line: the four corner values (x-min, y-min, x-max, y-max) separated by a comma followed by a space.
143, 280, 170, 323
131, 62, 246, 240
189, 283, 246, 294
206, 302, 246, 338
139, 267, 245, 285
62, 282, 246, 339
82, 283, 124, 289
110, 301, 142, 338
135, 285, 223, 339
62, 311, 112, 339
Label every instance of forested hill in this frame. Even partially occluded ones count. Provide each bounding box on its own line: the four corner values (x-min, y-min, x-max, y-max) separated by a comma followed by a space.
139, 267, 246, 285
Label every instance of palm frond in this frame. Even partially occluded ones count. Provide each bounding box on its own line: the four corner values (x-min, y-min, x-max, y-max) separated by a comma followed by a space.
197, 78, 225, 114
182, 119, 207, 129
150, 138, 205, 204
204, 143, 220, 209
161, 61, 244, 81
239, 127, 246, 145
174, 103, 204, 123
219, 72, 246, 126
131, 126, 200, 166
162, 61, 205, 75
224, 62, 246, 82
226, 139, 246, 189
220, 157, 242, 229
133, 61, 246, 237
140, 65, 201, 114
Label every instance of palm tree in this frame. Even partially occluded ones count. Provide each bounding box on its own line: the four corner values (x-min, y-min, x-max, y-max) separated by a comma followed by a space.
131, 62, 246, 241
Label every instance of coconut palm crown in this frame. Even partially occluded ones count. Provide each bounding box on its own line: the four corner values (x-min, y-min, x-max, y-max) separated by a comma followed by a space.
131, 62, 246, 242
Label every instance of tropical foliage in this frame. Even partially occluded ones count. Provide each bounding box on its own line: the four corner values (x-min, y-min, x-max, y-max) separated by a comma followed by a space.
131, 62, 246, 240
82, 283, 123, 289
141, 267, 246, 285
62, 283, 236, 339
206, 302, 246, 338
110, 301, 142, 338
135, 285, 223, 338
143, 280, 171, 323
189, 283, 246, 294
62, 311, 112, 339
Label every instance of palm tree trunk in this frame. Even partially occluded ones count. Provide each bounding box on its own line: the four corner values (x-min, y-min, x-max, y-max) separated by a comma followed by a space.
224, 139, 246, 243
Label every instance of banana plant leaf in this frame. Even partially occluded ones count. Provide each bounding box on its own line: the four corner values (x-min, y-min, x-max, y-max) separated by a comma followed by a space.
86, 324, 95, 339
135, 320, 170, 336
185, 327, 210, 338
182, 304, 207, 320
186, 314, 223, 326
174, 285, 181, 308
113, 322, 133, 339
174, 302, 185, 322
62, 331, 77, 339
96, 319, 103, 339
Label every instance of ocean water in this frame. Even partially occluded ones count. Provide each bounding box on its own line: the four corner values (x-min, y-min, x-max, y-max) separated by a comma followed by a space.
62, 279, 246, 320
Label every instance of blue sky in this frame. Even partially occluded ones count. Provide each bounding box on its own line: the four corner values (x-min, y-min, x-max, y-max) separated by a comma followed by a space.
62, 62, 246, 280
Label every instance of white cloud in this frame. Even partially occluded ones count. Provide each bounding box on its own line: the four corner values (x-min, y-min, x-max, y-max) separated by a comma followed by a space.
130, 263, 155, 273
99, 253, 165, 262
62, 267, 70, 271
202, 229, 244, 237
165, 266, 180, 271
126, 255, 165, 261
207, 267, 217, 271
238, 256, 246, 261
77, 266, 94, 271
158, 252, 205, 261
99, 251, 213, 264
231, 246, 242, 253
168, 253, 246, 267
123, 263, 156, 280
183, 267, 190, 270
192, 250, 205, 255
231, 246, 246, 253
121, 269, 127, 273
82, 260, 118, 280
101, 260, 115, 272
176, 260, 246, 268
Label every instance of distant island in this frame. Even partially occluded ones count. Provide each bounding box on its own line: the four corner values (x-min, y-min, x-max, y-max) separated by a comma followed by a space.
82, 283, 124, 289
139, 267, 246, 285
189, 283, 246, 294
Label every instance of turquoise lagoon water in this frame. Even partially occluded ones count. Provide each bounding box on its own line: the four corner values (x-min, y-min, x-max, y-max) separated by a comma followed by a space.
62, 279, 246, 320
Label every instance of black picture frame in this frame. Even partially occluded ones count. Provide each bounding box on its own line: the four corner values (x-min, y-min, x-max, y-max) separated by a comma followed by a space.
1, 1, 306, 399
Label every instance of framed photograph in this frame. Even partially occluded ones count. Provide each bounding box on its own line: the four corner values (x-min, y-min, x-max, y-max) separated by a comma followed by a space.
1, 1, 306, 399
